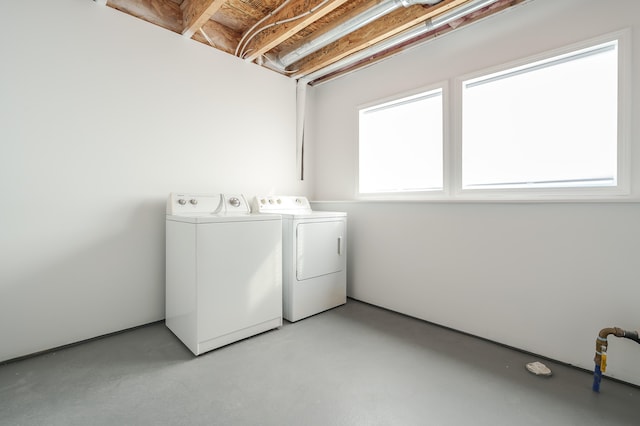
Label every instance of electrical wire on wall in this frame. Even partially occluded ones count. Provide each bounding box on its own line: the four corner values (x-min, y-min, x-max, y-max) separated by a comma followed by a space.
296, 80, 307, 180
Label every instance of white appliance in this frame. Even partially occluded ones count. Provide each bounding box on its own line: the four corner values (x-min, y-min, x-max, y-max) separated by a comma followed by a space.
166, 193, 282, 355
252, 196, 347, 322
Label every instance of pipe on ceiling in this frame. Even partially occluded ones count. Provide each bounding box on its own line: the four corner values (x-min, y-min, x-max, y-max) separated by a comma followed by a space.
273, 0, 443, 69
298, 0, 501, 84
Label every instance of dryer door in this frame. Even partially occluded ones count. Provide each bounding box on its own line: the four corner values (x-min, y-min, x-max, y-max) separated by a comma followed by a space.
296, 220, 345, 281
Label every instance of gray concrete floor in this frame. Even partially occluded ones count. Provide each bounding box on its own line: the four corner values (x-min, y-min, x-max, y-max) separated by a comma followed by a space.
1, 299, 638, 426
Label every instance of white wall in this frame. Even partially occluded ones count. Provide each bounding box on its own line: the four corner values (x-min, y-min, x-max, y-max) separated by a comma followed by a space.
310, 0, 640, 385
0, 1, 307, 362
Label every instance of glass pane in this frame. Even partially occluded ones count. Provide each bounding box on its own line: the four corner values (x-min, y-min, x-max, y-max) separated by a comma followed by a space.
359, 90, 443, 193
462, 41, 618, 189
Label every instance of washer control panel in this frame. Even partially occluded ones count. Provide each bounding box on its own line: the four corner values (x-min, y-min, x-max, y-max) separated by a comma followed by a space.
167, 193, 250, 215
221, 194, 250, 215
252, 196, 312, 213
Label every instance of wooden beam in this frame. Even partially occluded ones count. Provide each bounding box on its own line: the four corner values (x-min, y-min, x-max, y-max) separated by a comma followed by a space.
241, 0, 352, 62
290, 0, 469, 77
108, 0, 183, 34
181, 0, 227, 38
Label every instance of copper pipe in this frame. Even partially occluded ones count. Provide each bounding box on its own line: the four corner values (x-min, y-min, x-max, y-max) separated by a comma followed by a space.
594, 327, 625, 366
593, 327, 640, 392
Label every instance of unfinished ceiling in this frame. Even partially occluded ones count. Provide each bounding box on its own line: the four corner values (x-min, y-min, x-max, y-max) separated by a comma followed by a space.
101, 0, 525, 84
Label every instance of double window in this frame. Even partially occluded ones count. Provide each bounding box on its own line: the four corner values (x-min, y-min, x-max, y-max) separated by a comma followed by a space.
358, 31, 628, 200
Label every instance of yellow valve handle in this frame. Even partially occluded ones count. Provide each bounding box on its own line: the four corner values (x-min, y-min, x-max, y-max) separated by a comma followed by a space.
600, 353, 607, 372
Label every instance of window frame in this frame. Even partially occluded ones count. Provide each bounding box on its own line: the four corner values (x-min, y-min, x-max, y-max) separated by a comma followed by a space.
452, 29, 631, 201
355, 29, 631, 202
356, 81, 449, 200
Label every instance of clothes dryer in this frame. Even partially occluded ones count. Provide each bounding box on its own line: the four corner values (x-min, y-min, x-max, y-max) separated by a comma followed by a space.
253, 196, 346, 322
166, 193, 282, 355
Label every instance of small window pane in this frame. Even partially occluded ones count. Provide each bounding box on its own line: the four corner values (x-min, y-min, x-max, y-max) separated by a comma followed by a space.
359, 89, 443, 194
462, 41, 618, 190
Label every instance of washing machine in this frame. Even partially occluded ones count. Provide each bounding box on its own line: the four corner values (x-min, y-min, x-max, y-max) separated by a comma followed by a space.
165, 193, 282, 355
252, 196, 347, 322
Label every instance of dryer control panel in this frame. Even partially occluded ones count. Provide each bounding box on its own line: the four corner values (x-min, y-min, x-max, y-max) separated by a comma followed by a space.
252, 196, 312, 214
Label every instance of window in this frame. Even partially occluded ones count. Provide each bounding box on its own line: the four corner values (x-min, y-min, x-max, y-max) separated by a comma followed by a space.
358, 87, 444, 195
461, 39, 620, 191
356, 30, 628, 200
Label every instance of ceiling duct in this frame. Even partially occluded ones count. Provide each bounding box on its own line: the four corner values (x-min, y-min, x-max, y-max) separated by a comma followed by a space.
298, 0, 500, 83
269, 0, 443, 70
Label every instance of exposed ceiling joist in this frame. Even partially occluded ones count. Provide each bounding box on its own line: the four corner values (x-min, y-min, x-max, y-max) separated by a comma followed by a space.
181, 0, 227, 38
102, 0, 526, 84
